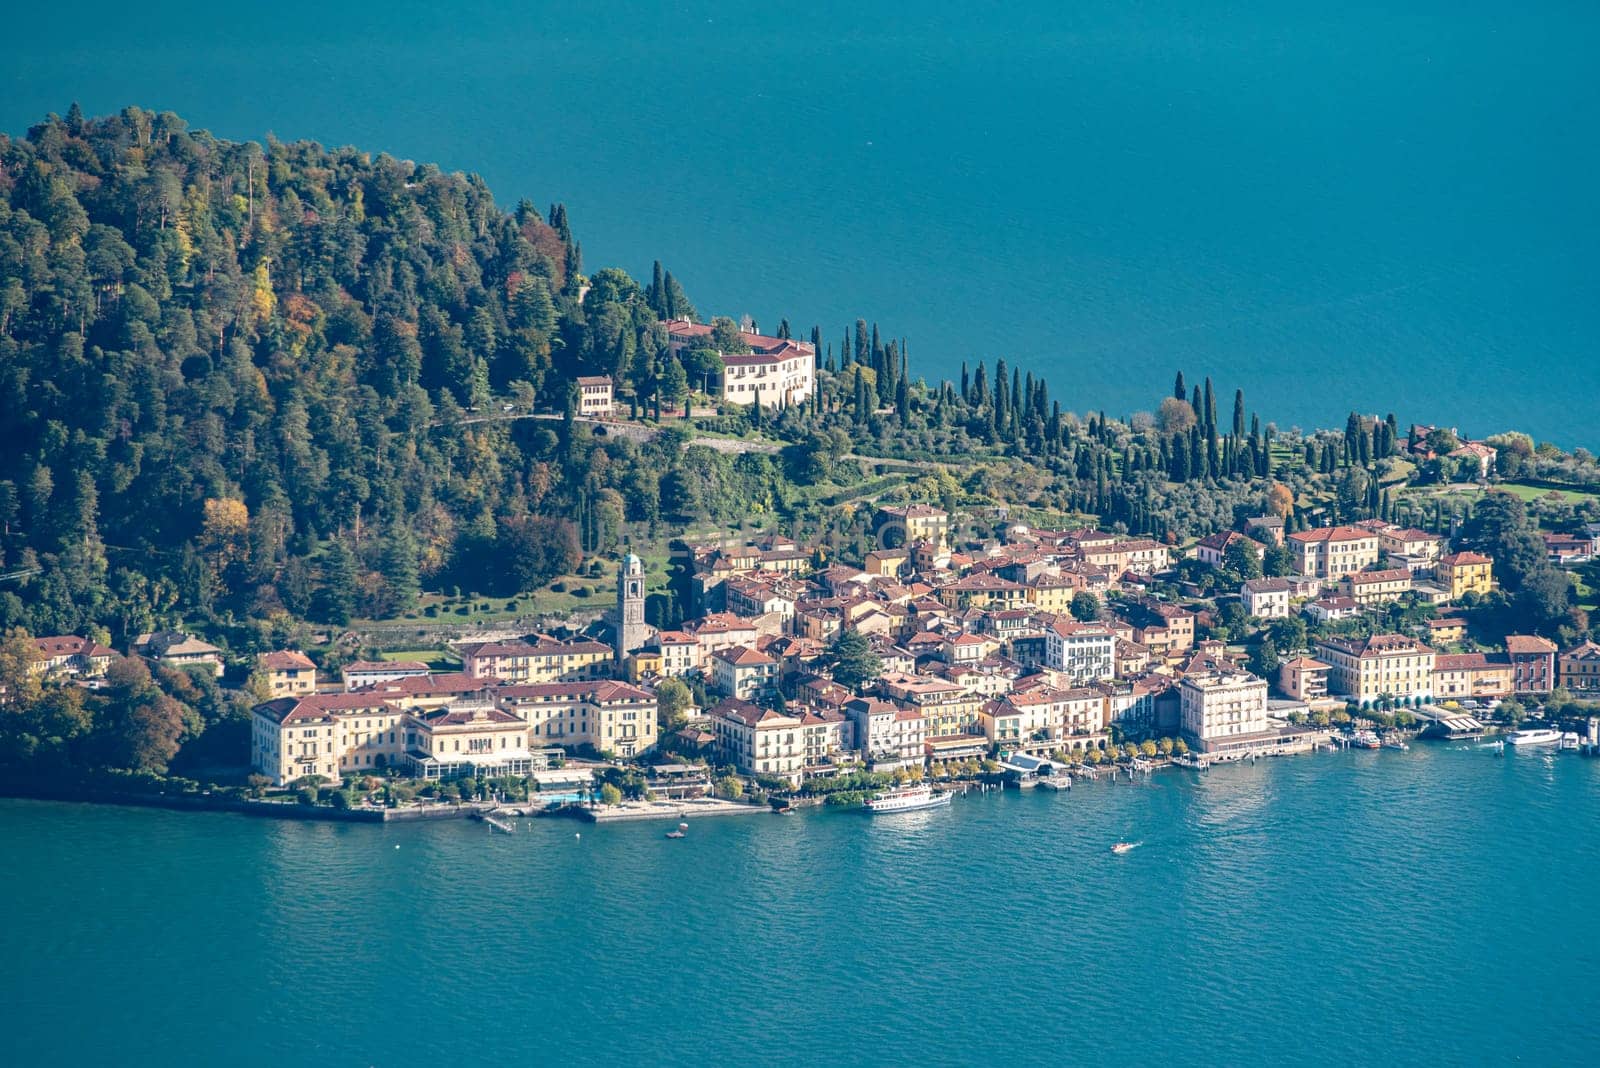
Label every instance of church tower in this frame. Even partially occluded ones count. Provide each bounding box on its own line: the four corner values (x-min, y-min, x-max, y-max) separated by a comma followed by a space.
616, 553, 649, 661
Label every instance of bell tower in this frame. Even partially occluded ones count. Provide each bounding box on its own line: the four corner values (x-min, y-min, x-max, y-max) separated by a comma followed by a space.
616, 553, 649, 660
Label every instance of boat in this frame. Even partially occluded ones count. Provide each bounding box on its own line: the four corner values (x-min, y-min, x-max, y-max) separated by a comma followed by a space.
1111, 841, 1141, 855
1350, 730, 1382, 750
1559, 732, 1580, 751
1037, 775, 1071, 792
665, 822, 688, 839
1505, 728, 1562, 747
865, 784, 952, 813
1381, 735, 1409, 751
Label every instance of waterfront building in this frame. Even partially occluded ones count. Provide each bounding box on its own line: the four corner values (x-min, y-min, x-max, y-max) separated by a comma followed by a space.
1286, 526, 1380, 581
1315, 633, 1436, 706
1432, 653, 1513, 701
257, 650, 316, 697
403, 701, 536, 780
1559, 640, 1600, 694
1241, 578, 1293, 619
989, 685, 1107, 748
706, 699, 808, 781
250, 692, 409, 786
341, 659, 429, 692
30, 635, 117, 679
1179, 671, 1270, 752
877, 672, 984, 739
1505, 634, 1558, 695
497, 680, 658, 758
1435, 552, 1493, 600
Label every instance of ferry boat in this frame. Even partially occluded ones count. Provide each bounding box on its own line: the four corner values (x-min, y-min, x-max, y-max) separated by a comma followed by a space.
1350, 730, 1382, 750
1505, 728, 1562, 747
865, 784, 952, 814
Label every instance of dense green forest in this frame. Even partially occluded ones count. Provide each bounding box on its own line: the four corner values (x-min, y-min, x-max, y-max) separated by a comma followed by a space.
3, 106, 1598, 664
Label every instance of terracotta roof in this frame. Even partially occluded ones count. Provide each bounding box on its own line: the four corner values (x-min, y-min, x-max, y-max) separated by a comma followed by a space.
258, 650, 315, 672
711, 646, 775, 666
1505, 634, 1557, 655
1288, 525, 1379, 544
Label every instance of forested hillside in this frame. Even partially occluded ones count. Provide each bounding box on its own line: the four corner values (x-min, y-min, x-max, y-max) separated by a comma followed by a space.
0, 106, 742, 645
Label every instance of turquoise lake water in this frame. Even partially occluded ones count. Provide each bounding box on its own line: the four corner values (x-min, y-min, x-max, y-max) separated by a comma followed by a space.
2, 743, 1596, 1065
5, 1, 1598, 445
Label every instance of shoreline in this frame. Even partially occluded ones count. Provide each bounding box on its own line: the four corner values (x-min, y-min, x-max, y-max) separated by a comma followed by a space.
0, 735, 1465, 825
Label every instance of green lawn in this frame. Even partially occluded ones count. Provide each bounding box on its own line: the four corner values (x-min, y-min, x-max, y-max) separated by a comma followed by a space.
1402, 481, 1600, 507
381, 648, 460, 670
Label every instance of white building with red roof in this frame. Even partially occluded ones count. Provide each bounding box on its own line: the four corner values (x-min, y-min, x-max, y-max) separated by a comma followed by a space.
662, 319, 815, 408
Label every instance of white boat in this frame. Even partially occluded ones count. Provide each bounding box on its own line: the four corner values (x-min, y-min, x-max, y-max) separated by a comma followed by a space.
1505, 728, 1562, 747
865, 784, 952, 813
1559, 732, 1580, 751
1350, 730, 1382, 750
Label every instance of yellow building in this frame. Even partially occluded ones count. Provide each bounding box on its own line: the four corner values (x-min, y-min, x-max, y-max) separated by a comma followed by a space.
1315, 634, 1436, 706
1025, 576, 1076, 615
403, 703, 536, 779
875, 504, 951, 550
497, 680, 659, 758
625, 650, 663, 682
1435, 552, 1493, 600
1431, 653, 1513, 701
258, 650, 317, 697
938, 573, 1030, 610
458, 639, 614, 685
250, 693, 409, 786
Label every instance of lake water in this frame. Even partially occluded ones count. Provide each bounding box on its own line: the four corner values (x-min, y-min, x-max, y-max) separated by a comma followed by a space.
4, 1, 1598, 446
3, 743, 1596, 1065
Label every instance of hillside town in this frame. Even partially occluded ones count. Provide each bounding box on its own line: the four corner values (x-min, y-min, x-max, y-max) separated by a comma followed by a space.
24, 499, 1600, 809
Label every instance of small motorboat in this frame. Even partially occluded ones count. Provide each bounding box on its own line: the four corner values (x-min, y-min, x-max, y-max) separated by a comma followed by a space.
1111, 841, 1141, 855
665, 822, 688, 839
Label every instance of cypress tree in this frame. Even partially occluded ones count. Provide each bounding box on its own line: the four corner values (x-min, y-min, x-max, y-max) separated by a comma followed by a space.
1174, 370, 1186, 402
1232, 389, 1245, 438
